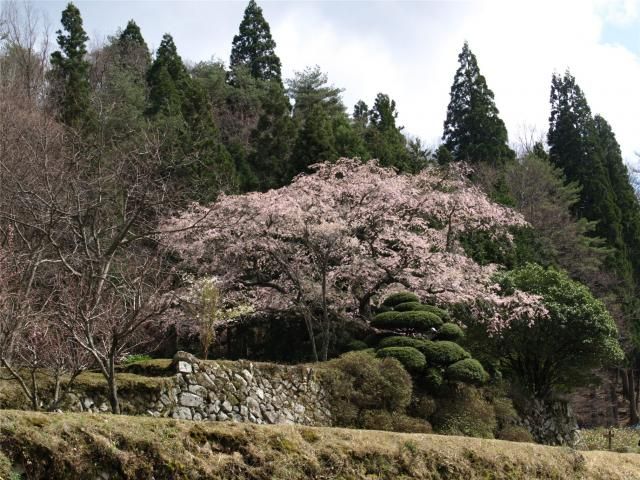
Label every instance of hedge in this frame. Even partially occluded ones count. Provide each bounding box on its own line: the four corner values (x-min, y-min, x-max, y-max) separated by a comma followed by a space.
419, 340, 471, 366
345, 339, 369, 352
372, 311, 443, 332
436, 323, 465, 341
445, 358, 489, 385
377, 336, 428, 350
382, 292, 420, 307
424, 367, 444, 389
376, 347, 427, 371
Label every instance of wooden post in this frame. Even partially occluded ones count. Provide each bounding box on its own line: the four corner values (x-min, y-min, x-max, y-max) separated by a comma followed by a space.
603, 427, 615, 450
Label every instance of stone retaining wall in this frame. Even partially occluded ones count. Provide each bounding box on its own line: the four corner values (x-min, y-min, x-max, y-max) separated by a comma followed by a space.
63, 352, 332, 426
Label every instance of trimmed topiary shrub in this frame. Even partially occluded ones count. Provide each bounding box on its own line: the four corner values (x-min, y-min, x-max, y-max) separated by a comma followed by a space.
382, 292, 420, 307
419, 341, 471, 366
376, 347, 427, 371
345, 339, 368, 351
377, 336, 428, 350
394, 302, 450, 319
446, 358, 489, 385
436, 323, 464, 341
372, 311, 443, 332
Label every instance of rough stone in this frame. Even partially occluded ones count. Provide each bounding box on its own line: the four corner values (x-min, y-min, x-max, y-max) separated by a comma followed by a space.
177, 361, 192, 374
179, 393, 203, 408
173, 407, 192, 420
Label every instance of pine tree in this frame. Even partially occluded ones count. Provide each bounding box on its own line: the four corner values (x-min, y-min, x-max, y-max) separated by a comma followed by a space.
442, 42, 514, 165
146, 34, 188, 117
286, 65, 345, 121
49, 2, 92, 129
291, 104, 337, 176
230, 0, 282, 83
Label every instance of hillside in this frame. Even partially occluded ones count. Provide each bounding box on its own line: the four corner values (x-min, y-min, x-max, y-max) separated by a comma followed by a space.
1, 411, 639, 480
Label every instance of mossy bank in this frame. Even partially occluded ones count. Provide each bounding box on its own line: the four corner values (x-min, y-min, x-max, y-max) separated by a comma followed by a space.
1, 411, 640, 480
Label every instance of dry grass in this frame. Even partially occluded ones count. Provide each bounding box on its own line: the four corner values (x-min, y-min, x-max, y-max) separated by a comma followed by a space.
0, 411, 639, 479
579, 427, 640, 454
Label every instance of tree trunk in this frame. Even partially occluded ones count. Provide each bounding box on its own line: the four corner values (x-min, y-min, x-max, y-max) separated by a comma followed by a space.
629, 369, 639, 425
108, 357, 120, 415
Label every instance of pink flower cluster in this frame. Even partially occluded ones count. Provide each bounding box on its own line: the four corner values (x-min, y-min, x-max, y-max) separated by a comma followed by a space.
162, 159, 541, 331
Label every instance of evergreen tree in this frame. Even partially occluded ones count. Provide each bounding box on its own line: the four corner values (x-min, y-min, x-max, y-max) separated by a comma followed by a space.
286, 65, 345, 121
247, 80, 296, 191
442, 41, 514, 165
146, 34, 236, 200
49, 2, 92, 129
365, 93, 410, 171
230, 0, 282, 83
291, 103, 337, 176
114, 20, 151, 74
547, 73, 624, 260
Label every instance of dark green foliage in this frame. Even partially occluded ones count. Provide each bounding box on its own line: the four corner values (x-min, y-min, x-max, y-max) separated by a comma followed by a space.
423, 367, 444, 390
49, 2, 92, 129
436, 145, 454, 165
372, 311, 443, 332
446, 359, 489, 385
494, 264, 624, 398
382, 292, 420, 307
365, 93, 411, 171
394, 302, 449, 319
436, 323, 464, 342
377, 336, 428, 350
146, 34, 235, 200
286, 65, 345, 121
321, 351, 413, 428
376, 347, 427, 371
418, 340, 471, 366
230, 0, 282, 83
442, 42, 514, 165
291, 103, 337, 176
345, 340, 368, 352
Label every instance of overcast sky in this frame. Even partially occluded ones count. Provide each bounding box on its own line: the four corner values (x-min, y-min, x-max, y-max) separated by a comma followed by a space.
34, 0, 640, 164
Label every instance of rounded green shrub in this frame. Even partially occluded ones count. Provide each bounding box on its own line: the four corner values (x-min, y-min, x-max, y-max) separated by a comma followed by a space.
377, 336, 428, 349
497, 425, 534, 443
446, 358, 489, 385
345, 339, 368, 351
419, 341, 471, 366
436, 323, 464, 341
394, 302, 450, 319
372, 311, 443, 332
360, 410, 432, 433
382, 291, 420, 307
376, 347, 426, 371
431, 385, 497, 438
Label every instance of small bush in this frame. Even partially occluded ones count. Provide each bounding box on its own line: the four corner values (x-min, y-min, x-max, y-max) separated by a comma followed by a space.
419, 341, 470, 366
360, 410, 432, 433
395, 302, 450, 319
372, 311, 443, 332
446, 358, 489, 385
376, 347, 427, 371
431, 386, 497, 438
321, 351, 413, 427
436, 323, 464, 341
497, 425, 534, 443
382, 292, 420, 307
345, 339, 368, 351
411, 395, 437, 419
377, 336, 428, 349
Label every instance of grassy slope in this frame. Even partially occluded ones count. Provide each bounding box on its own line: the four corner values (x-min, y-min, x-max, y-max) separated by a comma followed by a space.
0, 411, 639, 480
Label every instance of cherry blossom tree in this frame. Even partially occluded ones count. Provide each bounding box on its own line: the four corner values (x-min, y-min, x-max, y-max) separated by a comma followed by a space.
163, 159, 540, 361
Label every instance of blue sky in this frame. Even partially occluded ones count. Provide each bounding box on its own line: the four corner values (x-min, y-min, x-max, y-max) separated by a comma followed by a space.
32, 0, 640, 163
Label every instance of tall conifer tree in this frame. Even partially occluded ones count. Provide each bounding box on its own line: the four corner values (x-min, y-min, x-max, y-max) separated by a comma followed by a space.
442, 42, 514, 165
230, 0, 282, 83
50, 2, 92, 129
